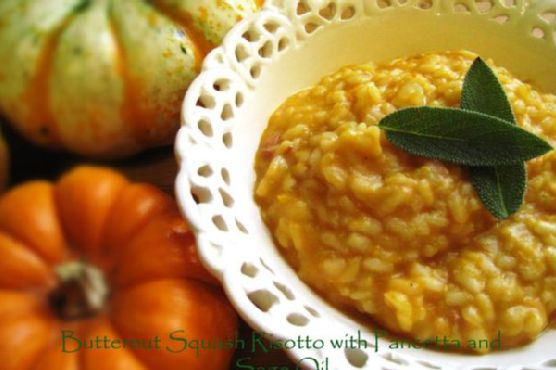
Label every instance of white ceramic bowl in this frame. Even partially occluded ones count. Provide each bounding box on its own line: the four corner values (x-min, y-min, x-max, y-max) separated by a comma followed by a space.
175, 1, 556, 369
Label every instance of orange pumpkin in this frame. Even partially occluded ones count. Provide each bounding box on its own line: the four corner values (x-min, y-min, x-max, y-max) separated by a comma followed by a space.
0, 166, 237, 370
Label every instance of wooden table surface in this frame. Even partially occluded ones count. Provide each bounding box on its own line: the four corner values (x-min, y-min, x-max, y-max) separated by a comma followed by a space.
2, 119, 295, 369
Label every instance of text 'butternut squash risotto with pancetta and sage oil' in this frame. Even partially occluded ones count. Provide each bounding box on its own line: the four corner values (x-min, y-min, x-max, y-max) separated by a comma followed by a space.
254, 51, 556, 353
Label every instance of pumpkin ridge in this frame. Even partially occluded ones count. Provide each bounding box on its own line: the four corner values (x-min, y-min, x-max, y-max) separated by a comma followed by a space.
7, 316, 58, 370
116, 276, 224, 295
109, 278, 237, 370
100, 183, 174, 274
0, 0, 79, 149
107, 0, 205, 150
108, 209, 220, 289
106, 2, 144, 149
77, 319, 148, 370
88, 178, 131, 267
0, 224, 57, 271
38, 319, 92, 370
25, 320, 74, 370
19, 5, 82, 148
48, 0, 141, 158
77, 336, 87, 370
148, 0, 215, 72
101, 316, 153, 370
0, 290, 45, 322
109, 262, 213, 296
0, 231, 56, 291
0, 181, 71, 266
54, 167, 129, 262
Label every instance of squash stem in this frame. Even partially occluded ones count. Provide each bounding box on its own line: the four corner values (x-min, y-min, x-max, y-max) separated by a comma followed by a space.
48, 261, 109, 321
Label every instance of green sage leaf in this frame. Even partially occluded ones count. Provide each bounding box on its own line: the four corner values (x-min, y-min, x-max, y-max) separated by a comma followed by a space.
461, 57, 515, 122
462, 57, 526, 219
378, 106, 552, 166
468, 165, 527, 219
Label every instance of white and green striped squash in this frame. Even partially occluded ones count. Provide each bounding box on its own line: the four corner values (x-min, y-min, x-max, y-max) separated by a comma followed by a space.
0, 0, 261, 157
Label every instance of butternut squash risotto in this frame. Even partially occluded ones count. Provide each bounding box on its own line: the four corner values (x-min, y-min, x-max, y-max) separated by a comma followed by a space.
254, 51, 556, 352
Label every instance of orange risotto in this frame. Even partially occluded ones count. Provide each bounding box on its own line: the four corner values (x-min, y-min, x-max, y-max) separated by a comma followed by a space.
254, 51, 556, 352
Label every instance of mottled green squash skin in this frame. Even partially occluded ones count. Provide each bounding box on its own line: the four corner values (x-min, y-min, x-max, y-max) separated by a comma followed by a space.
0, 0, 260, 157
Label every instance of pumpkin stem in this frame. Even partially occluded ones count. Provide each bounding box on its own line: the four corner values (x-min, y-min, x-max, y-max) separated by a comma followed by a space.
48, 261, 109, 321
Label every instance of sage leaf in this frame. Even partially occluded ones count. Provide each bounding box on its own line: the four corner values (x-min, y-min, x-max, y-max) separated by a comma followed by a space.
462, 57, 526, 219
378, 106, 552, 166
468, 165, 527, 219
461, 58, 515, 122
